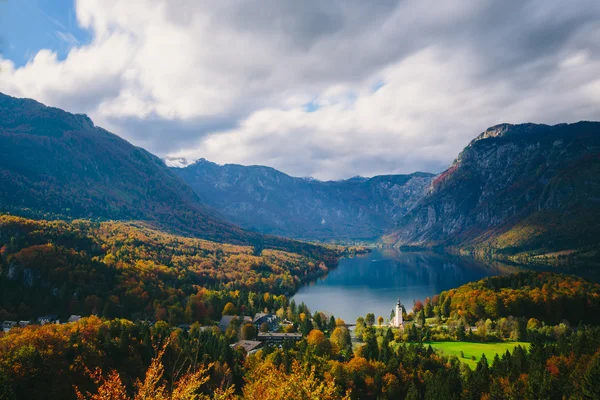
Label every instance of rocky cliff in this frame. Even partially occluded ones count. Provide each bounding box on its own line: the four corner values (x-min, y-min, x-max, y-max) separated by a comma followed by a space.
386, 122, 600, 257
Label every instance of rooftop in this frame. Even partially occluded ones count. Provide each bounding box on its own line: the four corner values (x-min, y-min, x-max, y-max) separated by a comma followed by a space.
231, 340, 263, 353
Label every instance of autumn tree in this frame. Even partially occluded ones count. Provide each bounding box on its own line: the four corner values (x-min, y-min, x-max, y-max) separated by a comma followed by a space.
307, 329, 332, 357
243, 360, 346, 400
76, 344, 234, 400
330, 327, 353, 360
222, 302, 237, 316
241, 323, 257, 340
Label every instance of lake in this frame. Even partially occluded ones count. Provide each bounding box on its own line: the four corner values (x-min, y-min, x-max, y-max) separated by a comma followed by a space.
292, 249, 513, 323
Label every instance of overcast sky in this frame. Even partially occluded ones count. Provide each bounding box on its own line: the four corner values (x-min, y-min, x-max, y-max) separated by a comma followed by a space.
1, 0, 600, 180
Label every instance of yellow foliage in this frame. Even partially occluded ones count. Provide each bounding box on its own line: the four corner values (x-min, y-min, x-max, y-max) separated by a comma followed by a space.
243, 360, 348, 400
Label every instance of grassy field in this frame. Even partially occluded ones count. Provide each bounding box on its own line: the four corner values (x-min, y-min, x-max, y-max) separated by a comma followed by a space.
424, 341, 530, 369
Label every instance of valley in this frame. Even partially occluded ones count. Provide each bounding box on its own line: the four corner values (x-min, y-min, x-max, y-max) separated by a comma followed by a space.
3, 1, 600, 397
292, 249, 512, 323
1, 93, 600, 399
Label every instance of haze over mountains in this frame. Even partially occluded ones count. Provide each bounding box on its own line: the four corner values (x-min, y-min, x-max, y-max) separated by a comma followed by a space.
1, 92, 599, 260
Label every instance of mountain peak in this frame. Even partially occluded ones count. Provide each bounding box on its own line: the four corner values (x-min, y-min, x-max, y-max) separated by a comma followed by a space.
0, 92, 95, 135
163, 157, 196, 168
471, 122, 558, 144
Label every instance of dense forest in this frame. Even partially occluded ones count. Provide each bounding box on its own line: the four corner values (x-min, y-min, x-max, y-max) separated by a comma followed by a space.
1, 273, 600, 399
1, 216, 600, 399
0, 215, 350, 323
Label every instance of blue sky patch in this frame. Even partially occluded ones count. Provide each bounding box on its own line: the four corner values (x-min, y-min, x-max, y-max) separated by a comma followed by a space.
303, 99, 320, 113
0, 0, 91, 67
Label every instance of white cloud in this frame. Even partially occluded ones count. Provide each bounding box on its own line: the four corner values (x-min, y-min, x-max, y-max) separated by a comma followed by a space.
1, 0, 599, 179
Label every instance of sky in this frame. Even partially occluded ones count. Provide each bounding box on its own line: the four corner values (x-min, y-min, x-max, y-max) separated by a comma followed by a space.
1, 0, 599, 180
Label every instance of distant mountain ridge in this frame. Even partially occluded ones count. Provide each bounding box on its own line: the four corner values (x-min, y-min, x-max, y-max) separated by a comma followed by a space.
385, 122, 600, 259
170, 158, 435, 241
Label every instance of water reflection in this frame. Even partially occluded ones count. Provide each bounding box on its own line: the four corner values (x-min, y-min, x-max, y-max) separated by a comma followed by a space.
293, 249, 513, 323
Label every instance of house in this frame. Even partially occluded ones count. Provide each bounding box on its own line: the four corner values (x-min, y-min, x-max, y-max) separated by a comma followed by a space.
18, 321, 30, 328
37, 315, 59, 325
68, 315, 82, 323
218, 315, 252, 332
230, 340, 264, 354
218, 316, 236, 331
257, 332, 302, 344
253, 313, 279, 331
176, 324, 191, 332
1, 321, 17, 332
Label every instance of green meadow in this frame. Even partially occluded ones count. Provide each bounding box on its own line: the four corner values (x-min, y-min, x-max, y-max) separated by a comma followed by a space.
424, 341, 530, 369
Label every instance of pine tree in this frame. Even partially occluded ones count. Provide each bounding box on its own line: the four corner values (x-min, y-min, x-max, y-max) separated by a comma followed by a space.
328, 316, 336, 333
581, 352, 600, 399
406, 383, 421, 400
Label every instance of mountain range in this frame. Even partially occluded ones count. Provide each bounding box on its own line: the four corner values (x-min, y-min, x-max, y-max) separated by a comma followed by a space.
171, 159, 434, 241
0, 93, 327, 255
1, 92, 599, 260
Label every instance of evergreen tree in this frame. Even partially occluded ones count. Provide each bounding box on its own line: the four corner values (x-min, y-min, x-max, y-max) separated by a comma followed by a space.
442, 297, 451, 318
581, 352, 600, 399
362, 329, 379, 361
406, 383, 421, 400
365, 313, 375, 327
0, 368, 15, 400
418, 310, 426, 327
457, 322, 466, 341
424, 300, 433, 318
466, 354, 490, 399
328, 316, 336, 333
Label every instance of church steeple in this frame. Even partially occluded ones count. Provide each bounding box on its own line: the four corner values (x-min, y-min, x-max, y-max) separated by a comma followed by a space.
393, 297, 404, 329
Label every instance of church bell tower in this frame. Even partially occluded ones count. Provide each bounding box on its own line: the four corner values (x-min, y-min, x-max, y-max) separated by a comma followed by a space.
394, 297, 403, 328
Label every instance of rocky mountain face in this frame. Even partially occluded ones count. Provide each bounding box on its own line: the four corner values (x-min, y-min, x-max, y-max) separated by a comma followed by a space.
0, 92, 327, 252
385, 122, 600, 257
172, 159, 434, 241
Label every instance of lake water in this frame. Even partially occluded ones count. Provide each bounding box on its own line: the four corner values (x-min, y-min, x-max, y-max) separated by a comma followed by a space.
292, 249, 512, 323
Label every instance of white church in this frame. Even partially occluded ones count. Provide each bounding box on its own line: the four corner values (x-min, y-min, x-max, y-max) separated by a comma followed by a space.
392, 297, 404, 328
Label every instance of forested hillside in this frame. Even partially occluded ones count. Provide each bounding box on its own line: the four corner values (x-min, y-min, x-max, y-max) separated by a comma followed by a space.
437, 271, 600, 325
0, 215, 344, 323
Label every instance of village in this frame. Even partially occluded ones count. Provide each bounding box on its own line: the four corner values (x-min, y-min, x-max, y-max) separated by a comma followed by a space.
1, 311, 304, 356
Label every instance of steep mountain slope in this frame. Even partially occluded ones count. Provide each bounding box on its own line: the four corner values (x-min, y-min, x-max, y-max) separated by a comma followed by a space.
386, 122, 600, 258
0, 93, 326, 252
172, 159, 434, 240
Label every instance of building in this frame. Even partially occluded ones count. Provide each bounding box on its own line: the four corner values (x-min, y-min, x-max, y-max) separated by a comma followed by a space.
37, 315, 59, 325
68, 315, 82, 323
230, 340, 264, 354
1, 321, 17, 332
253, 313, 279, 331
257, 332, 302, 344
218, 315, 252, 332
392, 298, 404, 329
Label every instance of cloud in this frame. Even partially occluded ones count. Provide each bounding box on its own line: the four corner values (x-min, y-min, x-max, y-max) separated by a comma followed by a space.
0, 0, 599, 179
55, 31, 80, 46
